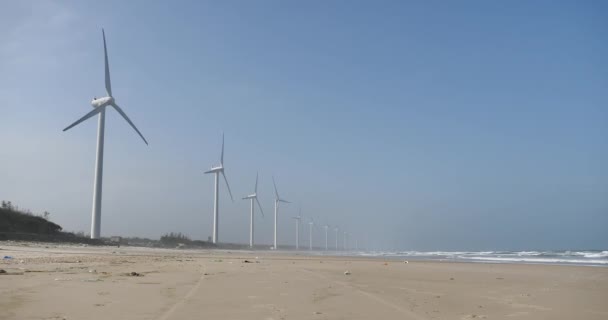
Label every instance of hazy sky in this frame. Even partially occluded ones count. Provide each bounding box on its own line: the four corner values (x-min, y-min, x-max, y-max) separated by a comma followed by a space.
1, 0, 606, 251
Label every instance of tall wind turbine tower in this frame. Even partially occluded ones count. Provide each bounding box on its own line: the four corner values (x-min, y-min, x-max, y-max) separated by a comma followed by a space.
292, 208, 302, 250
308, 218, 314, 251
272, 177, 290, 249
204, 133, 234, 243
334, 226, 339, 251
243, 173, 264, 248
63, 29, 148, 239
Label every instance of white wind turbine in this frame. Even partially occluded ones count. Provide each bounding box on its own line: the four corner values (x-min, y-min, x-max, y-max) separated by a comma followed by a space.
272, 177, 290, 249
204, 133, 234, 244
334, 226, 339, 251
243, 173, 264, 248
292, 207, 302, 250
308, 218, 315, 250
63, 29, 148, 239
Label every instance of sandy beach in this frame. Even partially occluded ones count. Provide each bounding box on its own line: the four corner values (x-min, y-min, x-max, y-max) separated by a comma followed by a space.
1, 242, 607, 320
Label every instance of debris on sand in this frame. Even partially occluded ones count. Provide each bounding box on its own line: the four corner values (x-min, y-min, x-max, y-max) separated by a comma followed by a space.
128, 272, 143, 277
403, 261, 409, 264
243, 260, 253, 263
0, 269, 6, 274
3, 256, 13, 259
344, 270, 351, 275
83, 278, 102, 282
54, 278, 72, 281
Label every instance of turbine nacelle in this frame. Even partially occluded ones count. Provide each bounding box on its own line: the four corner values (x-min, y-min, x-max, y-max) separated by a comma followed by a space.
204, 165, 224, 174
91, 96, 113, 108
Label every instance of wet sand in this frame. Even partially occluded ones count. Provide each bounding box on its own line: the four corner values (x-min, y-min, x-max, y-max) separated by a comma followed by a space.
1, 242, 607, 320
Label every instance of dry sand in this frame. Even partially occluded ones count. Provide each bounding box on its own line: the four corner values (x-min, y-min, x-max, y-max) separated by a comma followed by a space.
1, 242, 607, 320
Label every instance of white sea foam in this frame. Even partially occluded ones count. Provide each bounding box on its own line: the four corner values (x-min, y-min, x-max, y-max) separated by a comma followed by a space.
581, 251, 608, 258
459, 256, 608, 265
350, 250, 608, 266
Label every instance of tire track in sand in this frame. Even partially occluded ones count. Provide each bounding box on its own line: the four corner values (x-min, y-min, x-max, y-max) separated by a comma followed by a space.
156, 272, 205, 320
300, 268, 426, 320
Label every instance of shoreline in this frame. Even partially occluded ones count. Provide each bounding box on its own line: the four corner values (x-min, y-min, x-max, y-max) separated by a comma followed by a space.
2, 240, 606, 268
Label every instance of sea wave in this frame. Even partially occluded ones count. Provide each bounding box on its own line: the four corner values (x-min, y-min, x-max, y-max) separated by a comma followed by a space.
350, 250, 608, 266
458, 256, 608, 265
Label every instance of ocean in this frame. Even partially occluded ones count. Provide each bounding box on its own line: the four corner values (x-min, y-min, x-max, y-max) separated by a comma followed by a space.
341, 250, 608, 266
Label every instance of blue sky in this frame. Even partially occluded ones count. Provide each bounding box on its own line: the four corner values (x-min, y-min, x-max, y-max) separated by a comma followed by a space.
1, 0, 606, 250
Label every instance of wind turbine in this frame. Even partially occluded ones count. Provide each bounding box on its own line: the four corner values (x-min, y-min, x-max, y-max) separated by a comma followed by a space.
323, 224, 329, 251
292, 207, 302, 250
204, 133, 234, 244
308, 218, 315, 251
63, 29, 148, 239
272, 177, 290, 249
243, 172, 264, 248
334, 226, 339, 251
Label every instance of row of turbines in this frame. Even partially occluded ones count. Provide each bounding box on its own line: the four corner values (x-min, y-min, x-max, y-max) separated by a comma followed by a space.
204, 134, 356, 250
205, 135, 357, 250
62, 29, 359, 251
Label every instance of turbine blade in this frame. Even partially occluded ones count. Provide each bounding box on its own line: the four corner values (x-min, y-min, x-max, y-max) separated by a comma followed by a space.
220, 132, 224, 165
102, 29, 112, 97
279, 199, 291, 204
272, 176, 279, 199
63, 106, 105, 132
221, 171, 234, 202
111, 103, 148, 145
255, 197, 264, 218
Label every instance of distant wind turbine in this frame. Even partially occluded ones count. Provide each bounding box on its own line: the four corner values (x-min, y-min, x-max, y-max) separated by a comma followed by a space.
204, 133, 234, 244
63, 29, 148, 239
243, 173, 264, 248
292, 207, 302, 250
308, 218, 315, 251
334, 226, 339, 251
272, 177, 290, 249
